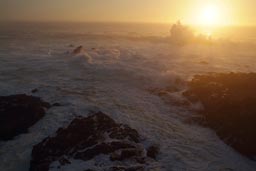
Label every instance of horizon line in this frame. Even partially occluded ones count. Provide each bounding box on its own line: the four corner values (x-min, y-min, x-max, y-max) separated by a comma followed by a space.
1, 20, 255, 27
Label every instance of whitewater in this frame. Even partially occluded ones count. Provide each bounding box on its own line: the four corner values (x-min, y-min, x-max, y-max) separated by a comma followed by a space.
0, 22, 256, 171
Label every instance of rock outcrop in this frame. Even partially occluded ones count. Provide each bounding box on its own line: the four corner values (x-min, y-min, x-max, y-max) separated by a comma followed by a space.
30, 112, 159, 171
72, 45, 83, 54
184, 73, 256, 158
0, 94, 50, 140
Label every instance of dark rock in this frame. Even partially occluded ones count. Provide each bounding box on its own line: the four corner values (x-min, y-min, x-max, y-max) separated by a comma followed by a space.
149, 86, 190, 107
110, 166, 144, 171
74, 142, 136, 161
184, 73, 256, 158
52, 103, 61, 107
59, 157, 71, 165
111, 148, 142, 161
30, 112, 158, 171
31, 89, 38, 93
72, 45, 83, 54
147, 145, 159, 159
0, 94, 50, 140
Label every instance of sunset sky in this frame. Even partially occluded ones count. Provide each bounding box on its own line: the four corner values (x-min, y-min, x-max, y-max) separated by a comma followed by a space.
1, 0, 255, 26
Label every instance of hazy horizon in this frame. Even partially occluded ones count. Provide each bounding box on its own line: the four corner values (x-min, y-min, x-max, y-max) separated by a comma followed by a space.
1, 0, 256, 26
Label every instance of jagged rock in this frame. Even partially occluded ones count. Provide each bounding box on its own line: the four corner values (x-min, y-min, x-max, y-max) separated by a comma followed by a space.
30, 112, 159, 171
72, 45, 83, 54
0, 94, 50, 140
184, 73, 256, 158
147, 145, 159, 159
31, 88, 38, 93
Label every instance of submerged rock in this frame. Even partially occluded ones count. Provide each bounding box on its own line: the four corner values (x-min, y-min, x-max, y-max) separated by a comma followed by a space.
184, 72, 256, 158
30, 112, 159, 171
0, 94, 51, 140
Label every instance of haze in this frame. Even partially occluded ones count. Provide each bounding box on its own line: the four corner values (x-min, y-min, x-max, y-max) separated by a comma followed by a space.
1, 0, 256, 26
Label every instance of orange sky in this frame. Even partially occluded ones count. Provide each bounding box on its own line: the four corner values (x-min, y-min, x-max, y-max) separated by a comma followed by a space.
1, 0, 255, 26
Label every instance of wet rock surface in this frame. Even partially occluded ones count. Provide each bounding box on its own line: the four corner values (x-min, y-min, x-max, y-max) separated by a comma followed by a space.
0, 94, 51, 140
184, 73, 256, 158
30, 112, 159, 171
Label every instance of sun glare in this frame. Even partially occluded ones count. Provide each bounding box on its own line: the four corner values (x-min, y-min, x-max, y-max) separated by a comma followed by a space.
199, 4, 220, 26
189, 2, 229, 28
201, 5, 220, 26
185, 2, 232, 35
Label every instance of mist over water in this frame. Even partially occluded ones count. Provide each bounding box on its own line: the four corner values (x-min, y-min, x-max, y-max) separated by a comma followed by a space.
1, 22, 256, 40
0, 22, 256, 171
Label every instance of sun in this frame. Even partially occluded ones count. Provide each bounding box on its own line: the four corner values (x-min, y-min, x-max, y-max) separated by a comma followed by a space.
199, 4, 220, 26
187, 2, 230, 28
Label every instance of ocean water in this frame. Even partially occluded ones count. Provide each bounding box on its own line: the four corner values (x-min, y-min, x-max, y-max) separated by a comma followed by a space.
0, 22, 256, 171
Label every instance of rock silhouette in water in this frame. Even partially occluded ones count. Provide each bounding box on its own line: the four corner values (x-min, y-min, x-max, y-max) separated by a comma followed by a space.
72, 45, 83, 54
30, 111, 159, 171
0, 94, 51, 140
31, 88, 38, 93
170, 21, 194, 45
184, 73, 256, 158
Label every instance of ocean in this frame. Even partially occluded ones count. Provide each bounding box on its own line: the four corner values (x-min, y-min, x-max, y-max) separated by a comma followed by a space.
0, 22, 256, 171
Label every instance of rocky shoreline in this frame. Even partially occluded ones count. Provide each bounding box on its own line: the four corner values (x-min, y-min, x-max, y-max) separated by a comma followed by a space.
184, 73, 256, 159
0, 94, 51, 140
0, 93, 159, 171
1, 72, 256, 171
151, 72, 256, 159
30, 111, 159, 171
